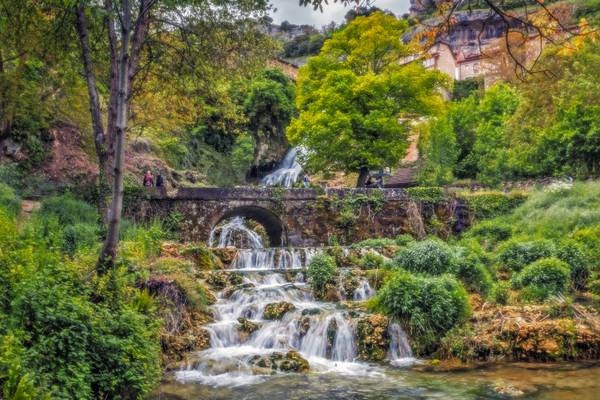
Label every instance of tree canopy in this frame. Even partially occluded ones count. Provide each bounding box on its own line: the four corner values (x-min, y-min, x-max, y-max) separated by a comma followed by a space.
288, 12, 448, 186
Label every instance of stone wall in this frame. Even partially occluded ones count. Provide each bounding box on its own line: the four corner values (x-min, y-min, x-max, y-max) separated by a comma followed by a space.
124, 188, 470, 247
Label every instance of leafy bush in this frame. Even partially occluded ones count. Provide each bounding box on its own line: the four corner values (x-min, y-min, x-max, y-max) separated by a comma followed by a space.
307, 253, 338, 296
0, 183, 21, 218
496, 239, 556, 272
405, 186, 446, 203
490, 281, 510, 305
464, 219, 512, 247
62, 223, 99, 256
376, 271, 470, 353
513, 257, 571, 301
352, 237, 396, 249
450, 248, 493, 295
392, 239, 453, 275
556, 240, 591, 290
459, 191, 527, 220
359, 252, 385, 269
394, 234, 415, 246
40, 194, 98, 226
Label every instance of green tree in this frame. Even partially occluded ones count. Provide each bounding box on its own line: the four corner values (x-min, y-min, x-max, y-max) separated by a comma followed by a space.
288, 12, 448, 186
244, 68, 296, 177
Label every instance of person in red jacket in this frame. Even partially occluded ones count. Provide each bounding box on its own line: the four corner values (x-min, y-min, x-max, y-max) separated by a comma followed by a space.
143, 170, 154, 187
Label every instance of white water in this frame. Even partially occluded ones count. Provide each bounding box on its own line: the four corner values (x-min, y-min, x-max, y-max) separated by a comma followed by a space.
262, 148, 303, 188
209, 217, 264, 249
178, 222, 414, 387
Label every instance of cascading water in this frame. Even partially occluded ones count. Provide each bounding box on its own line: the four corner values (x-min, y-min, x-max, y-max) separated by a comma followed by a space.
178, 221, 414, 388
261, 147, 303, 188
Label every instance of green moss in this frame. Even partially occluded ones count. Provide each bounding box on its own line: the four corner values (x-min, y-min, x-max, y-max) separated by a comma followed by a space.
406, 186, 446, 203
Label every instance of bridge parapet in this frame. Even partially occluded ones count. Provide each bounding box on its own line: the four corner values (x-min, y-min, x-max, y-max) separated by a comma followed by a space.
126, 187, 467, 246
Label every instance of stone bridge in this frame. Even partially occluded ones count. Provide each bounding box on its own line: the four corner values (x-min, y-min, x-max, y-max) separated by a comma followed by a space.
126, 187, 469, 247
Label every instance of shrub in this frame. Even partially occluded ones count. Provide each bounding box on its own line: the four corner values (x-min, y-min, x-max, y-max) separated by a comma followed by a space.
459, 191, 527, 220
395, 234, 415, 246
359, 252, 385, 270
307, 253, 338, 296
392, 239, 453, 275
352, 237, 396, 249
450, 248, 493, 295
490, 281, 510, 305
376, 271, 470, 354
0, 183, 20, 217
62, 223, 99, 256
556, 240, 591, 290
513, 258, 571, 301
406, 186, 446, 203
40, 194, 98, 226
464, 219, 512, 247
496, 239, 556, 272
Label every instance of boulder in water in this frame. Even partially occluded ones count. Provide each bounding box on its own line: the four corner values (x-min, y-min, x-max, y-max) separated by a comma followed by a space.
356, 314, 390, 361
263, 302, 296, 320
341, 269, 365, 299
248, 351, 309, 373
210, 247, 238, 267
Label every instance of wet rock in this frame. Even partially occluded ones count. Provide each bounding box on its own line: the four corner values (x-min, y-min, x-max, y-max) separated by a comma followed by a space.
341, 269, 364, 299
326, 318, 338, 358
302, 308, 322, 316
298, 316, 312, 337
238, 317, 260, 334
248, 351, 309, 373
206, 271, 243, 289
263, 302, 296, 320
322, 283, 342, 302
237, 317, 260, 342
222, 283, 255, 299
356, 314, 390, 362
181, 245, 215, 270
210, 247, 238, 267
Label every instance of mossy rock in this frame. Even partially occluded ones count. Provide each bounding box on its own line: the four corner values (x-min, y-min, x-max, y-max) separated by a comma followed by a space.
181, 245, 215, 270
263, 302, 296, 320
248, 351, 309, 373
341, 269, 365, 299
356, 314, 390, 362
210, 247, 238, 267
237, 317, 260, 334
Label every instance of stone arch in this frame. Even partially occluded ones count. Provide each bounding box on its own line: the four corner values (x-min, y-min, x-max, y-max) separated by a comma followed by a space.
213, 205, 287, 247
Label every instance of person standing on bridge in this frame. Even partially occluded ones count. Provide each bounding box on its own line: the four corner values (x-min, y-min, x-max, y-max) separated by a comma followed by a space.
143, 170, 154, 187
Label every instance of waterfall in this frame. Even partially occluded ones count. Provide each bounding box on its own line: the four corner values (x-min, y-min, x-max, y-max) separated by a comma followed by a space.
181, 221, 414, 388
209, 217, 264, 249
388, 323, 416, 367
261, 147, 303, 188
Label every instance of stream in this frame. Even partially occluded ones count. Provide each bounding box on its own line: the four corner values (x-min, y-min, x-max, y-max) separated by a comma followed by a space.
151, 218, 600, 399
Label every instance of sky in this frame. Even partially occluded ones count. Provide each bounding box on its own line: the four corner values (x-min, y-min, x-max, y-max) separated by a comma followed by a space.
269, 0, 411, 27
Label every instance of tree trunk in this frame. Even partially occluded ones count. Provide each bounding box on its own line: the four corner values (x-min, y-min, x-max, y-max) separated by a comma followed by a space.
97, 0, 132, 273
356, 166, 370, 187
75, 6, 111, 217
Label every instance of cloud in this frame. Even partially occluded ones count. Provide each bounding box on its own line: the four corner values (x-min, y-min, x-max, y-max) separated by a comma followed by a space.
269, 0, 411, 27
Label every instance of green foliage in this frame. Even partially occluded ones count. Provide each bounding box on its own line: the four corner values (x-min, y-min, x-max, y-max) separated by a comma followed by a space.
289, 12, 448, 184
490, 281, 510, 305
459, 190, 528, 220
282, 33, 325, 58
450, 247, 493, 295
496, 239, 556, 272
61, 223, 99, 257
513, 258, 571, 301
418, 117, 458, 185
452, 77, 484, 101
392, 239, 453, 275
0, 183, 21, 218
352, 237, 396, 249
556, 240, 591, 290
405, 186, 445, 203
39, 194, 98, 226
359, 252, 385, 270
464, 220, 512, 248
376, 271, 470, 353
394, 234, 415, 246
307, 253, 338, 296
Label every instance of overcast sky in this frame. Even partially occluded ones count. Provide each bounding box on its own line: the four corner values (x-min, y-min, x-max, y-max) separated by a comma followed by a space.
269, 0, 411, 27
